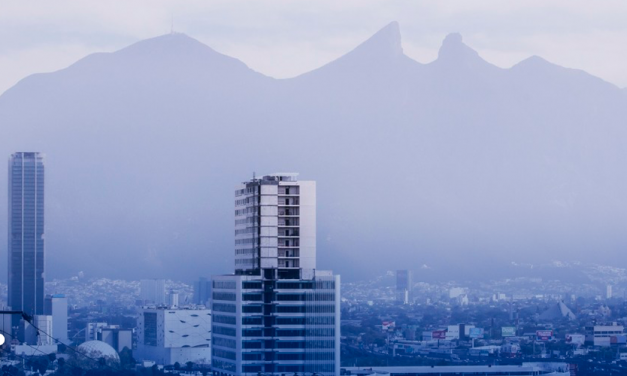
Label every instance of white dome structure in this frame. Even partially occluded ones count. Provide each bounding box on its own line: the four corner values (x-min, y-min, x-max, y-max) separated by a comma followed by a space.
78, 340, 120, 362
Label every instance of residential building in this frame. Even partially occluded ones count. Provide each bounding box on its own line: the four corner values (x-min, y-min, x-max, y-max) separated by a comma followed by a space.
136, 307, 212, 365
212, 173, 340, 376
8, 152, 45, 328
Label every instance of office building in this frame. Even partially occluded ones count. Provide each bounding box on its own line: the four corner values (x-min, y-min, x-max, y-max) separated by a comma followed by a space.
396, 270, 412, 304
212, 173, 340, 376
22, 315, 53, 346
585, 324, 624, 346
193, 277, 212, 306
136, 307, 212, 365
98, 326, 133, 353
44, 294, 69, 344
86, 322, 108, 341
8, 152, 45, 327
140, 279, 166, 305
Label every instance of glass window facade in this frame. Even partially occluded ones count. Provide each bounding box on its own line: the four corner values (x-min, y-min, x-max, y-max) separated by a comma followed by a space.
8, 152, 45, 322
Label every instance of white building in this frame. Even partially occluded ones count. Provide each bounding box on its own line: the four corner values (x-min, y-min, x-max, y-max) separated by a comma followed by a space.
99, 326, 133, 353
23, 315, 53, 346
140, 279, 166, 305
449, 287, 466, 299
445, 324, 475, 340
86, 322, 108, 341
585, 324, 624, 346
234, 173, 316, 273
212, 173, 340, 376
45, 294, 69, 344
136, 307, 212, 366
168, 292, 179, 308
607, 285, 613, 299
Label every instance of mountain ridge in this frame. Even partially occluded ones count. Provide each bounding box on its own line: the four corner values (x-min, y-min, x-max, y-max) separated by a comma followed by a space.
0, 23, 626, 282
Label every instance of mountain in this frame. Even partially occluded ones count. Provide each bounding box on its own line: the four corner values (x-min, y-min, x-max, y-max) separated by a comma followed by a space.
0, 23, 626, 283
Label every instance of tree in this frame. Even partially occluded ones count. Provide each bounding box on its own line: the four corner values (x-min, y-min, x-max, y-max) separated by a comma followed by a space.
57, 358, 66, 374
185, 362, 194, 372
119, 347, 136, 369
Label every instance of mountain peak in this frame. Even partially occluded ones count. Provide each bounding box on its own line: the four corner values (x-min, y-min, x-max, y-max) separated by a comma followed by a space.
349, 21, 403, 59
437, 33, 479, 61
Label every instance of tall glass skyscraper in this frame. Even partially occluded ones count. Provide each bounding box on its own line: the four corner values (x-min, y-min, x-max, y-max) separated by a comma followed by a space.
8, 152, 45, 320
212, 173, 340, 376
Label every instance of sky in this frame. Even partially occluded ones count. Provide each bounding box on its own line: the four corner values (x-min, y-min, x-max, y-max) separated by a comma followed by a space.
1, 0, 627, 95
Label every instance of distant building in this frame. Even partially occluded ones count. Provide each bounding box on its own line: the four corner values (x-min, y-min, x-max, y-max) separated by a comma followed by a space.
585, 324, 624, 347
86, 322, 108, 341
607, 285, 613, 299
446, 324, 475, 340
193, 277, 211, 306
136, 307, 212, 366
538, 301, 576, 321
98, 326, 133, 353
341, 364, 570, 376
22, 315, 53, 346
140, 279, 166, 305
44, 294, 69, 344
449, 287, 466, 299
396, 270, 412, 304
168, 292, 179, 308
8, 152, 45, 330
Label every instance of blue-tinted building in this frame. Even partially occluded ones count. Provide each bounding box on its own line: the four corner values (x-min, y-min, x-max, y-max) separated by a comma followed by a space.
8, 152, 45, 321
212, 174, 340, 376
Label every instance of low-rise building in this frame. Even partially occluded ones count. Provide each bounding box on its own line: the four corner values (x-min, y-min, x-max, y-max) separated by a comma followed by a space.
135, 307, 211, 366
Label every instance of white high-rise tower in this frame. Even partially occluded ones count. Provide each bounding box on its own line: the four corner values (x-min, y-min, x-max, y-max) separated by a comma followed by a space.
234, 173, 316, 276
212, 173, 340, 376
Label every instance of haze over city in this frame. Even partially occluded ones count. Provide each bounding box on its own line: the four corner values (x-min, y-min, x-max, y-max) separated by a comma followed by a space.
2, 4, 627, 282
2, 3, 627, 375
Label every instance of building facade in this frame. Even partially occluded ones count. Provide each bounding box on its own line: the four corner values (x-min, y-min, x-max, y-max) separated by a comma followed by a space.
212, 173, 340, 376
99, 326, 133, 353
44, 294, 69, 344
193, 277, 212, 306
396, 270, 412, 304
8, 152, 45, 323
140, 279, 166, 305
136, 307, 212, 366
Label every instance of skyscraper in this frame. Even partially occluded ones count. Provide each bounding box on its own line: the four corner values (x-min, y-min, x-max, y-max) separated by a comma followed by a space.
193, 277, 212, 306
8, 152, 45, 322
212, 173, 340, 376
140, 279, 166, 305
396, 270, 413, 304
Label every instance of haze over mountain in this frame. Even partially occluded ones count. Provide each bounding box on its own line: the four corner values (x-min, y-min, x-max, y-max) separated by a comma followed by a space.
1, 22, 626, 282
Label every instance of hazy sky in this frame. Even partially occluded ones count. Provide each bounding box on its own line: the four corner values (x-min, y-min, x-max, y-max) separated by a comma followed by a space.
1, 0, 627, 95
